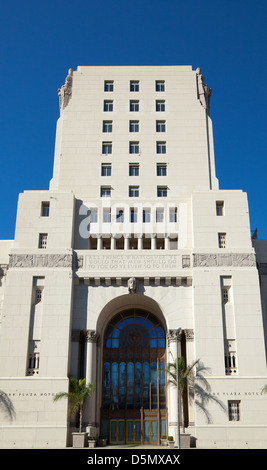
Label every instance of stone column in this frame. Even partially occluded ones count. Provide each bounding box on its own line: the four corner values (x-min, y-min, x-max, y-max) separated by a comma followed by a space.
164, 235, 170, 250
167, 329, 182, 445
151, 234, 157, 250
84, 330, 98, 436
124, 234, 130, 250
137, 235, 143, 250
97, 235, 102, 250
111, 236, 116, 250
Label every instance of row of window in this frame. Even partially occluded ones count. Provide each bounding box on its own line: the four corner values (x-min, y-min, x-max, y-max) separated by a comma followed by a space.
104, 80, 165, 92
101, 141, 167, 155
103, 120, 166, 133
89, 207, 177, 224
100, 186, 169, 198
101, 163, 167, 177
103, 100, 166, 112
40, 200, 226, 216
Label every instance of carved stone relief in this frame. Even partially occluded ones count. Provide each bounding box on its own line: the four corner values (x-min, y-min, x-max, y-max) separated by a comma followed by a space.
193, 253, 256, 268
58, 68, 73, 113
9, 254, 72, 268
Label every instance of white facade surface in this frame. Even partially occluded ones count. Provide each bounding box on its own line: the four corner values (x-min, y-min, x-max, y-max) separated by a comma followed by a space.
0, 65, 267, 448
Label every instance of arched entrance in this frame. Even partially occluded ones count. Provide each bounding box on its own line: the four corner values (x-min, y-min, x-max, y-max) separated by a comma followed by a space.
100, 308, 167, 445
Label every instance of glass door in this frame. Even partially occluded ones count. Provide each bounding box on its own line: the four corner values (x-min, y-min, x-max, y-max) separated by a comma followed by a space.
110, 420, 125, 444
126, 420, 141, 444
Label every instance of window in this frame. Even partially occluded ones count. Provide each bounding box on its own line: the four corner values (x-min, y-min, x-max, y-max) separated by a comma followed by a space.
41, 202, 50, 217
102, 142, 112, 154
129, 142, 139, 154
103, 208, 111, 223
130, 208, 137, 223
218, 233, 226, 248
104, 80, 114, 92
101, 163, 112, 176
156, 142, 166, 154
228, 401, 240, 421
143, 208, 151, 223
129, 186, 139, 197
39, 233, 47, 249
130, 100, 139, 112
157, 186, 168, 197
169, 207, 177, 222
35, 288, 42, 304
104, 100, 113, 112
129, 120, 139, 132
89, 208, 98, 223
156, 80, 165, 92
222, 287, 229, 303
156, 100, 165, 112
216, 201, 224, 216
116, 209, 124, 223
101, 186, 111, 197
130, 81, 139, 92
129, 163, 139, 176
156, 208, 164, 223
103, 121, 113, 133
156, 121, 166, 132
157, 163, 167, 176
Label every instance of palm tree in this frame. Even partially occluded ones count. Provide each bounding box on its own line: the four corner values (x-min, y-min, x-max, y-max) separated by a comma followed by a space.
163, 356, 227, 432
163, 356, 199, 433
53, 376, 95, 433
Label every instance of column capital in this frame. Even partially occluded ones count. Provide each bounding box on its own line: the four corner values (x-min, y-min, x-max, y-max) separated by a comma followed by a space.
83, 330, 99, 343
167, 329, 183, 344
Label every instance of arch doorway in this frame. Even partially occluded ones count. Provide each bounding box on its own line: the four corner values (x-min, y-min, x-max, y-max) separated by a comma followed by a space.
100, 308, 167, 445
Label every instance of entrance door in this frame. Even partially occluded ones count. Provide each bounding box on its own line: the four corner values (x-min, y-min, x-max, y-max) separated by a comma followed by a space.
144, 420, 158, 444
110, 419, 125, 445
126, 420, 141, 444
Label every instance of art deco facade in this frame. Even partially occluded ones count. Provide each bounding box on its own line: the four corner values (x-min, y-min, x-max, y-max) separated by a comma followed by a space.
0, 65, 266, 448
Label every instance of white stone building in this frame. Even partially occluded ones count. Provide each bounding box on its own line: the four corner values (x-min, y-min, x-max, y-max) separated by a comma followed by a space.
0, 65, 267, 448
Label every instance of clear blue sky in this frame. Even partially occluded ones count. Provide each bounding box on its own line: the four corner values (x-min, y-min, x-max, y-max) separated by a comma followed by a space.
1, 0, 266, 239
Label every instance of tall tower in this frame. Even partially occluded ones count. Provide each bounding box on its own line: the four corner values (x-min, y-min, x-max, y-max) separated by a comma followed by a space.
0, 66, 266, 448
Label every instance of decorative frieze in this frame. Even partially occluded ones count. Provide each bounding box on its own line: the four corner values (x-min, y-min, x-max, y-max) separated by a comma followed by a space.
193, 253, 256, 268
167, 328, 194, 345
9, 254, 72, 268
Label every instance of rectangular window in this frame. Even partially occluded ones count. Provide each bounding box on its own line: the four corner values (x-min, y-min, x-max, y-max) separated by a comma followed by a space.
157, 186, 168, 197
130, 81, 139, 92
156, 100, 165, 112
39, 233, 47, 249
104, 100, 113, 112
103, 121, 113, 133
156, 208, 164, 223
41, 202, 50, 217
129, 120, 139, 132
89, 208, 98, 223
218, 233, 226, 248
101, 163, 112, 176
228, 401, 240, 421
102, 142, 112, 154
129, 186, 139, 197
222, 287, 229, 303
130, 100, 139, 112
116, 209, 124, 223
104, 81, 114, 92
157, 163, 167, 176
216, 201, 224, 216
129, 142, 139, 154
169, 207, 177, 222
129, 163, 139, 176
143, 208, 151, 223
103, 208, 111, 223
101, 186, 111, 197
156, 142, 166, 154
35, 288, 42, 304
130, 208, 137, 223
156, 120, 166, 132
156, 80, 165, 92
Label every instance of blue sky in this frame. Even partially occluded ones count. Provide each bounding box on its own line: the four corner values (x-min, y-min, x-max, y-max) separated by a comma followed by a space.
1, 0, 266, 239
